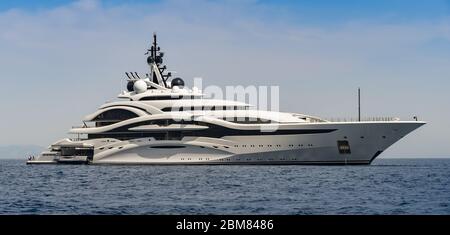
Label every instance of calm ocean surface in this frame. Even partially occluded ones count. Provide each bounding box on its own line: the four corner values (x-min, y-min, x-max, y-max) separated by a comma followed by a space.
0, 158, 449, 214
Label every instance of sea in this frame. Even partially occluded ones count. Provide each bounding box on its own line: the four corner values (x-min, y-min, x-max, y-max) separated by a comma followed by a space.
0, 158, 449, 215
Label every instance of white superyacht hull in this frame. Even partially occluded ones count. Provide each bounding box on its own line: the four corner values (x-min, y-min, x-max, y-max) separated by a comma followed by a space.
28, 121, 424, 165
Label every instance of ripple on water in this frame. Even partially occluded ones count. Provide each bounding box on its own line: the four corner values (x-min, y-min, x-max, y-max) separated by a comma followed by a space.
0, 158, 450, 214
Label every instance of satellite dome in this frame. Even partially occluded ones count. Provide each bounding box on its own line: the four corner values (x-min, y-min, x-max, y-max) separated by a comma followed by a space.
172, 86, 181, 92
133, 80, 148, 93
126, 81, 134, 92
171, 77, 184, 88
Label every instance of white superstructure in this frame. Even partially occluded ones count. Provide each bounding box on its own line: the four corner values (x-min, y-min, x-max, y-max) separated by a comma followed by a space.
28, 34, 425, 165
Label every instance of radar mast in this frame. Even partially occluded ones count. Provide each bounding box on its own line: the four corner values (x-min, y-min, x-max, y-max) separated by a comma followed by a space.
146, 33, 171, 88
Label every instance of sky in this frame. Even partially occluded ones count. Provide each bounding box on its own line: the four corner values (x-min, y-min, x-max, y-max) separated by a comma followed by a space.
0, 0, 449, 157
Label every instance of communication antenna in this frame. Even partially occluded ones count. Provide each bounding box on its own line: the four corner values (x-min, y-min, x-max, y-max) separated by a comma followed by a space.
125, 72, 132, 80
358, 87, 361, 122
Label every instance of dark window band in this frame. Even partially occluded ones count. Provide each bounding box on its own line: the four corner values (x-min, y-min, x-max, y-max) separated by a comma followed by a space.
150, 146, 186, 149
88, 124, 336, 140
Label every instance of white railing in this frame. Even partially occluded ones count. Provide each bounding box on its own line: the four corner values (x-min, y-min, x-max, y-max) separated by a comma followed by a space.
71, 124, 93, 129
324, 117, 400, 122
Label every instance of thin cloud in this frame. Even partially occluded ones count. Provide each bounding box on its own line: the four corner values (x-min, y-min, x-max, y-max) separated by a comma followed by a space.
0, 0, 449, 156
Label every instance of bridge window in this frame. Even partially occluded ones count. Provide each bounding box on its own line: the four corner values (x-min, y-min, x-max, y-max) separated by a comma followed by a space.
139, 95, 196, 101
94, 109, 138, 127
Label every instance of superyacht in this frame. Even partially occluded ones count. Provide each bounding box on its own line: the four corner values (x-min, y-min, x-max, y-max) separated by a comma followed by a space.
27, 34, 425, 165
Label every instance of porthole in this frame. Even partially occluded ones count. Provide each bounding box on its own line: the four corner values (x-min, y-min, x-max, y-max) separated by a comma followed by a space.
382, 136, 386, 139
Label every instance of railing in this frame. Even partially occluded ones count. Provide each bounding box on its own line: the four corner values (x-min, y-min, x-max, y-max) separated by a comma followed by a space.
323, 117, 401, 123
69, 133, 88, 142
71, 125, 93, 129
70, 138, 88, 141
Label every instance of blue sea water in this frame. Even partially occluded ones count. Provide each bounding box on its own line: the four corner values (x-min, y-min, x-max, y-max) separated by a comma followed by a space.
0, 158, 449, 214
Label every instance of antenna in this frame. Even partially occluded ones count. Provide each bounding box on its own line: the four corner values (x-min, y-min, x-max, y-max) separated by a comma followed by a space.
152, 32, 158, 60
358, 87, 361, 122
134, 72, 141, 79
125, 72, 132, 79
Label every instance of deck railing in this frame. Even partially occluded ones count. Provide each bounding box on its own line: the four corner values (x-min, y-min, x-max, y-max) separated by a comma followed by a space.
323, 117, 400, 122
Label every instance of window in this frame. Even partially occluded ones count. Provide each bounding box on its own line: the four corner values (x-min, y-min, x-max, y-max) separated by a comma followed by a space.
88, 119, 336, 141
139, 95, 196, 101
94, 109, 138, 122
150, 146, 186, 149
162, 105, 248, 112
60, 147, 93, 157
94, 109, 139, 127
219, 117, 274, 124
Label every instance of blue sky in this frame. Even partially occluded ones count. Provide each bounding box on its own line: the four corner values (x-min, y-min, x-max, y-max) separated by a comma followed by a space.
1, 0, 449, 21
0, 0, 449, 157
